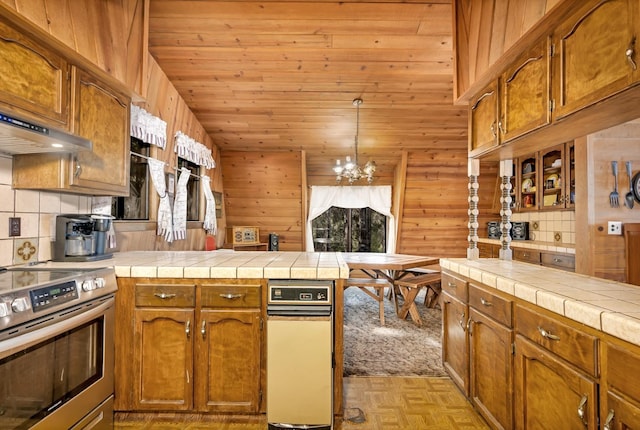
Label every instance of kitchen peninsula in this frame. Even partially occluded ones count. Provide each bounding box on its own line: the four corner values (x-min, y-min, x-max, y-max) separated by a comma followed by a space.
440, 257, 640, 429
100, 251, 349, 419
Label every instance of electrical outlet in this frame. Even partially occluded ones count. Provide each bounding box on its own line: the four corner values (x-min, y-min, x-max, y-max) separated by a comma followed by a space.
9, 217, 20, 237
608, 221, 622, 235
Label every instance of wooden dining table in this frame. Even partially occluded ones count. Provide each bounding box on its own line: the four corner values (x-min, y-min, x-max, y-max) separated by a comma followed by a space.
340, 252, 440, 325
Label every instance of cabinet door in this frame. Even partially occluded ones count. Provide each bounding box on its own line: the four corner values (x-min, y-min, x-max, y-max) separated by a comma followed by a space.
0, 20, 69, 126
442, 292, 469, 395
514, 335, 598, 430
602, 391, 640, 430
552, 0, 639, 120
196, 309, 261, 413
70, 67, 130, 195
133, 308, 194, 410
565, 141, 576, 208
469, 308, 513, 430
501, 37, 550, 142
469, 81, 499, 156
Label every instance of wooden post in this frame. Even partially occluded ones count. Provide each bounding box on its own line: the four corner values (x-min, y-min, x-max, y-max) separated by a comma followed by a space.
468, 158, 480, 259
499, 160, 513, 260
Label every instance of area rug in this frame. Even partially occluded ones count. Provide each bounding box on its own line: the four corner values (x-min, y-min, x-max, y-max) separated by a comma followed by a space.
343, 286, 446, 377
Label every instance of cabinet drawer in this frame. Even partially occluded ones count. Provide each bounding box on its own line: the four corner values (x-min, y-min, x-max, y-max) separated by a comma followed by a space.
541, 252, 575, 271
135, 283, 195, 307
513, 249, 540, 264
469, 283, 512, 328
605, 342, 640, 403
515, 305, 598, 377
441, 272, 468, 302
201, 284, 261, 308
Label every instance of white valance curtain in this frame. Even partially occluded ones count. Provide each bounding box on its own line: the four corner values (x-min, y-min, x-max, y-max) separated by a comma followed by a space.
130, 105, 167, 149
174, 131, 216, 169
305, 185, 396, 253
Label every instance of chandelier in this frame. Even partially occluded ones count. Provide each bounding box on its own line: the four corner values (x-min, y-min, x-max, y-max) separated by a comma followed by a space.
333, 98, 376, 184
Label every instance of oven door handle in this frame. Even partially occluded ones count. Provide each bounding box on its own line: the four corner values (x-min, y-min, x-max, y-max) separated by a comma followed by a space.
0, 296, 115, 358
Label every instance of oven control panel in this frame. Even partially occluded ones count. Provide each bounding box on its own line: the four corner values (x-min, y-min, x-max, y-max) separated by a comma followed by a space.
267, 280, 333, 305
30, 280, 79, 312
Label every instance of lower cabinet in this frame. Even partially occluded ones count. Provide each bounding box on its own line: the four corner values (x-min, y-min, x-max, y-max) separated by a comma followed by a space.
116, 278, 264, 414
468, 284, 513, 430
514, 335, 598, 429
601, 341, 640, 429
441, 272, 469, 396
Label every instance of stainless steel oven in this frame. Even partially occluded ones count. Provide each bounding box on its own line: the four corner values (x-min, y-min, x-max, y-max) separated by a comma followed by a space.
0, 266, 117, 430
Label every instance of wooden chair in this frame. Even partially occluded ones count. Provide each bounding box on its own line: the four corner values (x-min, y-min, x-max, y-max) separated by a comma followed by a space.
345, 277, 393, 325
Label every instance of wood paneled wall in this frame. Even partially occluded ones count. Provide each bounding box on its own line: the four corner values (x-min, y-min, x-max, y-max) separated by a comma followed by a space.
576, 121, 640, 282
397, 149, 471, 257
454, 0, 563, 100
221, 151, 303, 251
0, 0, 146, 95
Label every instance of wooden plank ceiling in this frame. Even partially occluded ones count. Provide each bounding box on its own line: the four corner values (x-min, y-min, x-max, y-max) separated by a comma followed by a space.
148, 0, 468, 180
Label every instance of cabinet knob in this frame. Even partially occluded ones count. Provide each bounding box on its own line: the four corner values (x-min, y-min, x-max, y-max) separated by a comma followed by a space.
219, 293, 243, 300
185, 319, 191, 338
626, 37, 637, 70
480, 297, 493, 307
201, 321, 207, 338
577, 395, 588, 426
155, 292, 176, 300
537, 326, 560, 341
603, 409, 615, 430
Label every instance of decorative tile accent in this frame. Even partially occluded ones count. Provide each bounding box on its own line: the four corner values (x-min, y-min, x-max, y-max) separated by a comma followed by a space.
14, 238, 38, 264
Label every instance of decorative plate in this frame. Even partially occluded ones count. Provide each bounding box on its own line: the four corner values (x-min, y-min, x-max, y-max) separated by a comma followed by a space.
522, 178, 533, 192
633, 171, 640, 203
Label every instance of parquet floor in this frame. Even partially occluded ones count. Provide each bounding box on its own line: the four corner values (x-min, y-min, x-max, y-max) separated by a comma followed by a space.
114, 376, 489, 430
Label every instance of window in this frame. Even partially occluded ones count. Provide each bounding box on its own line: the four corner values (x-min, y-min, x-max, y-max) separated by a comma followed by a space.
312, 207, 386, 252
177, 157, 200, 221
112, 137, 149, 220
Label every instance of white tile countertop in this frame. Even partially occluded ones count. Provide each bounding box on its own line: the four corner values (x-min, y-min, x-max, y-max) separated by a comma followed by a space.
32, 251, 350, 280
477, 238, 575, 254
441, 258, 640, 347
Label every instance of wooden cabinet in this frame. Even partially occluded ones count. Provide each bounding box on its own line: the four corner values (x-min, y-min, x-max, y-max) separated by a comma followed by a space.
516, 155, 538, 211
441, 272, 469, 395
514, 304, 599, 429
12, 67, 130, 196
601, 341, 640, 429
552, 0, 640, 121
513, 248, 541, 265
469, 80, 499, 156
500, 37, 551, 143
468, 284, 513, 430
540, 251, 575, 271
115, 279, 264, 414
133, 283, 196, 410
514, 335, 599, 429
197, 282, 262, 413
478, 242, 500, 258
0, 19, 69, 127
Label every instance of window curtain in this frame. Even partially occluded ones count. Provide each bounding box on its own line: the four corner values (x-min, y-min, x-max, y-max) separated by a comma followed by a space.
305, 185, 396, 253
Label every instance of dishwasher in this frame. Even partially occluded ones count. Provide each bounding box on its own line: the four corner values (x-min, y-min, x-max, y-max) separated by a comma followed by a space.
267, 279, 334, 430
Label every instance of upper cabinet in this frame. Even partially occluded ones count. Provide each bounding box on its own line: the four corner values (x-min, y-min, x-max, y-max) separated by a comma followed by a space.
12, 67, 130, 196
540, 142, 575, 210
68, 67, 130, 195
552, 0, 640, 120
0, 19, 69, 127
500, 37, 551, 142
469, 81, 499, 155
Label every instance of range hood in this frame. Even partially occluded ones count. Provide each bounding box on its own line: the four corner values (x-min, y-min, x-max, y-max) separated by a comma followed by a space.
0, 111, 92, 155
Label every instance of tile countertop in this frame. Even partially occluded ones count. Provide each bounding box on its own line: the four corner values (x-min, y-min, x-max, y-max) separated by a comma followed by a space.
35, 251, 351, 280
441, 258, 640, 347
477, 238, 575, 254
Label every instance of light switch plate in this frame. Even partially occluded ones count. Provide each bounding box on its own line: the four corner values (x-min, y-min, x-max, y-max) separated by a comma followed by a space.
9, 217, 20, 237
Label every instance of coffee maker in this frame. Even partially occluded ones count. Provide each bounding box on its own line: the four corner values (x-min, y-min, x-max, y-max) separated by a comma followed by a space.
53, 214, 114, 262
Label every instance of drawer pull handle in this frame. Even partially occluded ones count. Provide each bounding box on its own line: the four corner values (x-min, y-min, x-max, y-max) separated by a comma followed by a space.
553, 258, 562, 263
185, 320, 191, 338
155, 292, 176, 300
447, 282, 457, 289
220, 293, 244, 300
603, 409, 615, 430
201, 321, 206, 338
577, 395, 588, 426
480, 298, 492, 307
537, 326, 560, 341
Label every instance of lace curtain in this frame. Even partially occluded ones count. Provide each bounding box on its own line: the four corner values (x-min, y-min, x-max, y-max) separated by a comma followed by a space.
147, 158, 174, 242
305, 185, 396, 253
202, 175, 217, 235
175, 131, 216, 169
130, 105, 167, 149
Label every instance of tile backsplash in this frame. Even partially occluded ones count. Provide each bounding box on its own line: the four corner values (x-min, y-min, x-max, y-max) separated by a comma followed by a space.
0, 155, 92, 267
511, 210, 575, 245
